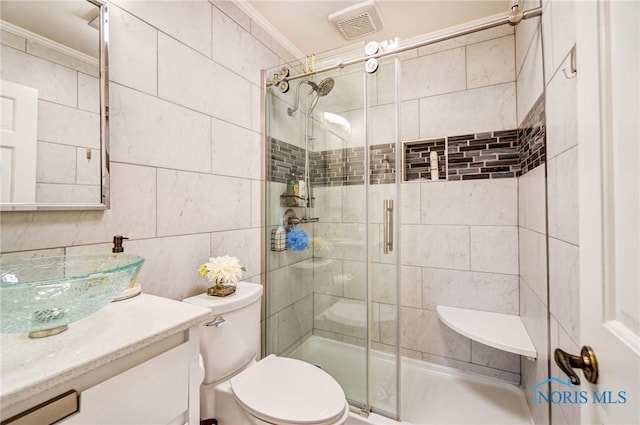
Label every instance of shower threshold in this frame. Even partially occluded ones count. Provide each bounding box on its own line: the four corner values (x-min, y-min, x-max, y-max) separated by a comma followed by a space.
288, 335, 533, 425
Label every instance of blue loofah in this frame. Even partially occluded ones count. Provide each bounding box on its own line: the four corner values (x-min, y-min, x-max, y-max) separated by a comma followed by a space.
286, 229, 309, 251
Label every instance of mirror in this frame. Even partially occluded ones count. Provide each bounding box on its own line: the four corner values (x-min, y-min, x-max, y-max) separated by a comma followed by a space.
0, 0, 109, 211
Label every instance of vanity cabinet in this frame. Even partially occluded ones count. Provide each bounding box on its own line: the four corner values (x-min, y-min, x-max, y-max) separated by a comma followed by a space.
0, 294, 212, 425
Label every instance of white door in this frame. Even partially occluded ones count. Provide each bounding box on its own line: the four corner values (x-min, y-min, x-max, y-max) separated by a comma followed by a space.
577, 1, 640, 424
0, 79, 38, 204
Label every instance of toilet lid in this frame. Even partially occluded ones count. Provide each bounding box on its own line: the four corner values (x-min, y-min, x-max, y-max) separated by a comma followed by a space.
231, 355, 347, 425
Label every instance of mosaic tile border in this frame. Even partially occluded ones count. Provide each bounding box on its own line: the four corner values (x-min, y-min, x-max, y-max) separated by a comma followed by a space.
518, 95, 546, 175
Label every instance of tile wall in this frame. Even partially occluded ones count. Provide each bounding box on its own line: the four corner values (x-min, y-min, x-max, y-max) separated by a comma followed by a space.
1, 28, 101, 203
0, 1, 296, 307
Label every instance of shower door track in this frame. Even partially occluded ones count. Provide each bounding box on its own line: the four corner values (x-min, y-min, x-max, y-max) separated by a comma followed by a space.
277, 6, 542, 83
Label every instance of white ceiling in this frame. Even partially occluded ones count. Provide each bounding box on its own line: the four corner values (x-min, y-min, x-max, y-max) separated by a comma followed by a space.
245, 0, 510, 57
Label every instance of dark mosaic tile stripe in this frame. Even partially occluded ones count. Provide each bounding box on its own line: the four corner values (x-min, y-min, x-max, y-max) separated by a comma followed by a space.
518, 95, 546, 176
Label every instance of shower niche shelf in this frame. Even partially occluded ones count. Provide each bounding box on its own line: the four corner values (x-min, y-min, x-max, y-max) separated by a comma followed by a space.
280, 195, 315, 208
437, 306, 537, 359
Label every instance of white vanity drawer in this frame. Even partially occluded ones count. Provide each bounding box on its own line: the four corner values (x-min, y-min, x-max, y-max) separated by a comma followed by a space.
61, 341, 191, 425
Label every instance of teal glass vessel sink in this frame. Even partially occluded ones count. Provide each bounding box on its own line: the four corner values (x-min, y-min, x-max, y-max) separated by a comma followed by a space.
0, 254, 144, 338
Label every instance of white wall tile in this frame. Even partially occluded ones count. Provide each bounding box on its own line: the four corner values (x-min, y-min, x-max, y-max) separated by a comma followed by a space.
36, 184, 100, 204
520, 279, 548, 359
37, 101, 99, 149
212, 118, 261, 180
212, 7, 278, 86
77, 73, 100, 114
470, 226, 518, 274
518, 163, 546, 234
421, 179, 517, 225
249, 20, 297, 64
549, 0, 576, 74
547, 147, 578, 244
26, 40, 98, 77
158, 33, 252, 128
110, 83, 212, 173
251, 179, 262, 228
519, 227, 548, 303
400, 266, 422, 308
422, 268, 519, 314
466, 35, 515, 89
401, 225, 470, 269
401, 48, 466, 101
515, 8, 540, 77
268, 264, 313, 314
400, 100, 419, 141
210, 228, 261, 279
419, 83, 516, 139
516, 28, 544, 126
400, 307, 471, 361
471, 341, 520, 373
113, 0, 212, 58
251, 83, 262, 134
75, 148, 101, 185
0, 248, 65, 262
417, 25, 514, 58
370, 262, 398, 304
211, 1, 251, 32
313, 258, 343, 297
369, 103, 396, 145
36, 142, 76, 184
314, 294, 366, 339
156, 169, 251, 236
545, 54, 577, 159
1, 45, 77, 107
278, 295, 313, 351
342, 260, 366, 300
109, 5, 157, 96
400, 182, 420, 224
549, 237, 579, 343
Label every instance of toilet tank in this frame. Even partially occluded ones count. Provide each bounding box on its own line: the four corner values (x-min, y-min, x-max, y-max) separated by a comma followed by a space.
183, 282, 263, 384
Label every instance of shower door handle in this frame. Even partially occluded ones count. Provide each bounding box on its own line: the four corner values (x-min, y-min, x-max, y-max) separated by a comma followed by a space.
383, 200, 394, 254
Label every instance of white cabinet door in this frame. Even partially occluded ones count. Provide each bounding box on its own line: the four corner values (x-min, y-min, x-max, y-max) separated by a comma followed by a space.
0, 80, 37, 203
577, 1, 640, 424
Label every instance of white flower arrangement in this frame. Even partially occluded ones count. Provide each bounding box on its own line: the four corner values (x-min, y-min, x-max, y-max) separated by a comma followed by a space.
198, 255, 246, 287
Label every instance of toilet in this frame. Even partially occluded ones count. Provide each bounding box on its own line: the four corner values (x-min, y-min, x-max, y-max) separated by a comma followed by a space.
183, 282, 349, 425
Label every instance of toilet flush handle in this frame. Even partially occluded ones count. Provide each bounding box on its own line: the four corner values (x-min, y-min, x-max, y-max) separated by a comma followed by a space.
205, 316, 225, 327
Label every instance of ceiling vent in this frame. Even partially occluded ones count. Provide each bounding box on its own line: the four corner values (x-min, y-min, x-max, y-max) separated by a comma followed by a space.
328, 0, 384, 40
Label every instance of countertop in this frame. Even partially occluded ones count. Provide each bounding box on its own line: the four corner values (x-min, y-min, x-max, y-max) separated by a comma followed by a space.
0, 293, 212, 408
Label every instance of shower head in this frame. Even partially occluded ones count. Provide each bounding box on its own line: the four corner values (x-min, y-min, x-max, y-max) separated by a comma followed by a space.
287, 78, 335, 116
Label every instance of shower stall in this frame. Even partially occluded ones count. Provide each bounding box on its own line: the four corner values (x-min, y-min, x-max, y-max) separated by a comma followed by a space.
264, 4, 546, 423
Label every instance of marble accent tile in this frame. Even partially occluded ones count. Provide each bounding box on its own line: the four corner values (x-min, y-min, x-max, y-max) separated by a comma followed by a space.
420, 353, 520, 384
401, 47, 466, 101
1, 29, 26, 51
268, 264, 313, 314
210, 228, 261, 279
549, 0, 576, 74
401, 100, 419, 142
113, 0, 212, 58
545, 54, 578, 160
516, 28, 544, 126
419, 83, 516, 139
110, 83, 212, 173
466, 35, 516, 89
400, 266, 422, 308
26, 40, 99, 77
420, 179, 517, 225
156, 169, 251, 236
470, 226, 518, 274
400, 182, 420, 224
211, 1, 250, 32
1, 45, 77, 107
212, 8, 278, 86
212, 118, 261, 180
547, 147, 578, 244
400, 307, 471, 361
278, 295, 313, 353
417, 25, 514, 58
471, 341, 520, 373
158, 34, 252, 128
108, 5, 157, 96
518, 163, 546, 234
35, 184, 100, 204
38, 101, 100, 149
549, 237, 579, 343
76, 148, 100, 185
401, 224, 470, 269
36, 142, 76, 184
422, 268, 519, 314
0, 163, 156, 252
0, 248, 65, 260
519, 227, 548, 302
77, 73, 100, 114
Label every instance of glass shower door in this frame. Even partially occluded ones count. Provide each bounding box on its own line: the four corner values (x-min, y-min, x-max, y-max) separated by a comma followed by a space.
264, 48, 400, 418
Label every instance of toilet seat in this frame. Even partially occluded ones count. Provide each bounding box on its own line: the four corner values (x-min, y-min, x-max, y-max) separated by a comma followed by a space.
231, 355, 348, 425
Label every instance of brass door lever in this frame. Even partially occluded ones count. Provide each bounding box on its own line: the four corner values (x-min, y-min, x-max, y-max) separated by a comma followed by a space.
554, 346, 599, 385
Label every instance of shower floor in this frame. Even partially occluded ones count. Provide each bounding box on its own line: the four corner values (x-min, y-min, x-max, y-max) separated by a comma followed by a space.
288, 336, 533, 425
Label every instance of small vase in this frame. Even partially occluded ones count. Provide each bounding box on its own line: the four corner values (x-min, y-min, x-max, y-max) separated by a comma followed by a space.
207, 283, 236, 297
